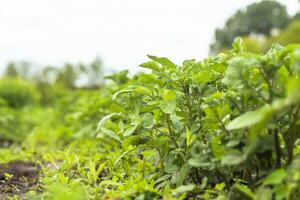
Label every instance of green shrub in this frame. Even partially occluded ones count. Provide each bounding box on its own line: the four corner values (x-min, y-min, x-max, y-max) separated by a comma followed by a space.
2, 40, 300, 199
94, 39, 300, 199
0, 78, 39, 108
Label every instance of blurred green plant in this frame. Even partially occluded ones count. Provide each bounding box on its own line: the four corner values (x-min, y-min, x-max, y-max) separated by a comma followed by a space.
0, 78, 39, 108
210, 1, 290, 54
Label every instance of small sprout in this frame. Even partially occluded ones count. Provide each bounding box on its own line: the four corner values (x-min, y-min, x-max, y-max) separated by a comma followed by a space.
4, 173, 13, 180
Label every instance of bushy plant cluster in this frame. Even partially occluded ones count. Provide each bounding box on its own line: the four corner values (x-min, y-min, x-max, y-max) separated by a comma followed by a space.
1, 40, 300, 200
86, 39, 300, 199
0, 78, 38, 108
0, 78, 41, 142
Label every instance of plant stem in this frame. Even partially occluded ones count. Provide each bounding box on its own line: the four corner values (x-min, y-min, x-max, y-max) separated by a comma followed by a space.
213, 109, 230, 136
228, 96, 244, 113
181, 83, 193, 127
273, 129, 281, 168
155, 147, 164, 176
259, 67, 273, 103
166, 114, 179, 148
284, 105, 300, 165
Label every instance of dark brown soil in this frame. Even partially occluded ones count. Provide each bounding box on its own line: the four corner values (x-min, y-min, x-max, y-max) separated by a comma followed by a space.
0, 161, 40, 199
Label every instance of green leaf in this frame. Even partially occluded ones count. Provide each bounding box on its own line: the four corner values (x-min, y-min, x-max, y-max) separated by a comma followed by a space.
215, 183, 225, 191
134, 86, 152, 96
286, 77, 300, 104
98, 128, 121, 143
186, 127, 191, 147
232, 37, 246, 53
256, 188, 272, 200
160, 100, 176, 114
97, 113, 122, 142
114, 146, 134, 167
123, 123, 139, 137
188, 157, 211, 168
263, 169, 287, 186
172, 184, 195, 196
139, 61, 160, 72
223, 56, 258, 87
162, 90, 176, 101
274, 184, 288, 200
160, 89, 177, 114
232, 183, 256, 200
192, 69, 214, 84
164, 164, 178, 173
96, 113, 121, 131
105, 70, 129, 84
112, 89, 134, 101
177, 164, 189, 186
147, 55, 176, 69
221, 151, 246, 166
155, 174, 172, 184
226, 105, 274, 130
170, 114, 183, 131
142, 113, 153, 129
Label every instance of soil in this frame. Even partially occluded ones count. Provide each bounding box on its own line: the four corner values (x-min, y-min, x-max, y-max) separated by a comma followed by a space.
0, 161, 40, 199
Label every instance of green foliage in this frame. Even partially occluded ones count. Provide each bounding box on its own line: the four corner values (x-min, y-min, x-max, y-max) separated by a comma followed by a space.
2, 40, 300, 199
0, 107, 42, 142
238, 20, 300, 54
0, 78, 39, 108
3, 62, 31, 79
91, 40, 300, 199
211, 1, 290, 53
268, 20, 300, 47
79, 57, 103, 88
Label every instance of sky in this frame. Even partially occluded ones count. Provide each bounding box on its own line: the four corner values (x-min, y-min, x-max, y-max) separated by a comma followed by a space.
0, 0, 299, 74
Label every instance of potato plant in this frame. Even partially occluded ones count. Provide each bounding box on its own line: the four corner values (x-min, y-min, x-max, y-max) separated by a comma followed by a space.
1, 39, 300, 200
95, 39, 300, 199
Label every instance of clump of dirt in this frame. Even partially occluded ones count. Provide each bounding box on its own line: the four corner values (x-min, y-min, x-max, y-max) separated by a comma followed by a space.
0, 161, 40, 198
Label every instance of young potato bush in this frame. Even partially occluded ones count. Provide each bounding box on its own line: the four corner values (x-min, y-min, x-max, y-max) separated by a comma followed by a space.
93, 39, 300, 199
3, 40, 300, 200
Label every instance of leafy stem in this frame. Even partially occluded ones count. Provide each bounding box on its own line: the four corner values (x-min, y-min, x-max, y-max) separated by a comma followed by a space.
273, 129, 281, 168
212, 109, 230, 136
166, 114, 179, 148
284, 105, 300, 165
259, 67, 273, 103
228, 96, 244, 113
181, 83, 193, 127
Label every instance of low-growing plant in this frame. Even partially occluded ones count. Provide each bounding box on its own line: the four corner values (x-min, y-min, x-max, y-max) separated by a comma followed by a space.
1, 39, 300, 200
95, 39, 300, 199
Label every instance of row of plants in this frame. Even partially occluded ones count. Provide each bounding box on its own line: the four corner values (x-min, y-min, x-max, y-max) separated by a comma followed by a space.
92, 39, 300, 199
1, 39, 300, 199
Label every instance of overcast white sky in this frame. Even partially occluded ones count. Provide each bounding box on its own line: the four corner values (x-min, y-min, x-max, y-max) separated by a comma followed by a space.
0, 0, 299, 73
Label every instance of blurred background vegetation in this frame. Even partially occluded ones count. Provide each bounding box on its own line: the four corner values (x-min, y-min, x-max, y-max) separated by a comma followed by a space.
0, 57, 105, 144
211, 0, 300, 54
0, 0, 299, 144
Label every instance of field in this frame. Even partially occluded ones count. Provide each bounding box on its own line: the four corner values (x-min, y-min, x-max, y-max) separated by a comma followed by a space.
1, 39, 300, 199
